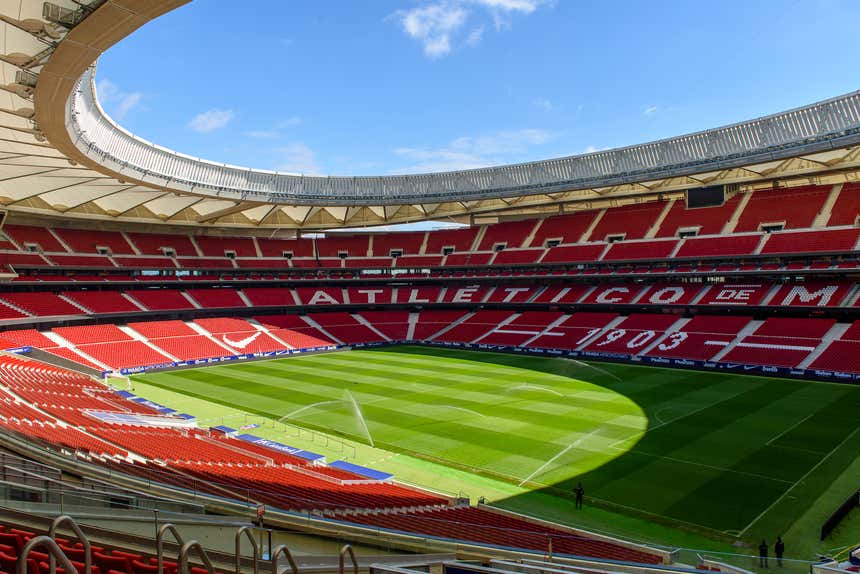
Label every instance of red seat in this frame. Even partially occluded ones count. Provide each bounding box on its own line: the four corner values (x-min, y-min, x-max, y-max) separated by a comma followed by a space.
29, 551, 50, 563
72, 543, 104, 554
95, 552, 131, 574
147, 558, 177, 574
46, 561, 100, 574
0, 533, 23, 552
110, 551, 143, 562
131, 560, 158, 574
60, 546, 87, 562
0, 554, 37, 574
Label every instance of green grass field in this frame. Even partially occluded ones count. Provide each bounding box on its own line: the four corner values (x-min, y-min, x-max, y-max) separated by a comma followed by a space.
130, 346, 860, 557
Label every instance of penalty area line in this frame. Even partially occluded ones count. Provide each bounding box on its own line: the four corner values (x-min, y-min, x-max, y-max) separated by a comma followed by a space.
738, 423, 860, 538
609, 385, 764, 449
765, 412, 815, 447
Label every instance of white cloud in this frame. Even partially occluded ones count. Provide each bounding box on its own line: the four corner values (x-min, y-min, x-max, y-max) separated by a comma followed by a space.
277, 116, 303, 128
242, 117, 303, 140
394, 0, 547, 57
469, 0, 545, 30
393, 128, 554, 173
644, 105, 658, 116
533, 98, 555, 112
244, 130, 281, 139
470, 0, 542, 11
188, 109, 235, 133
275, 142, 321, 175
466, 26, 484, 46
398, 3, 469, 58
95, 78, 143, 121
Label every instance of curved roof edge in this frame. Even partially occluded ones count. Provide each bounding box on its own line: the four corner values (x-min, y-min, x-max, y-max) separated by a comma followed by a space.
68, 65, 860, 206
18, 0, 860, 229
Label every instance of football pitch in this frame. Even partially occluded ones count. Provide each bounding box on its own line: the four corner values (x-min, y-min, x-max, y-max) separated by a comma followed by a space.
131, 345, 860, 545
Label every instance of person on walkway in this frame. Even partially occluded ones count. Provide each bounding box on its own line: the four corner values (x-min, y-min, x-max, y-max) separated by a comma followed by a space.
573, 482, 584, 510
759, 540, 769, 568
775, 537, 784, 567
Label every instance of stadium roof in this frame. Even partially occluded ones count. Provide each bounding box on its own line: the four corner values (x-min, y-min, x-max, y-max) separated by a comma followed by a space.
0, 0, 858, 230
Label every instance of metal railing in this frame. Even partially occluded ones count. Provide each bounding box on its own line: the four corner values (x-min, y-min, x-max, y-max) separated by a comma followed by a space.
235, 526, 260, 574
15, 515, 269, 574
271, 544, 299, 574
0, 449, 204, 516
67, 66, 860, 206
157, 523, 186, 574
339, 545, 358, 574
18, 536, 78, 574
179, 540, 216, 574
48, 515, 91, 574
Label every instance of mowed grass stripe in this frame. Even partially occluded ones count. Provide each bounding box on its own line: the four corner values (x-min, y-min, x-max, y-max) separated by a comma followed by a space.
629, 386, 843, 530
140, 360, 639, 473
566, 384, 786, 525
662, 384, 842, 476
579, 378, 856, 532
156, 353, 642, 442
134, 346, 860, 540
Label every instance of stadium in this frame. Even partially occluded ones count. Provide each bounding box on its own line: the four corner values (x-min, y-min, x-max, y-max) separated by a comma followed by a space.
0, 1, 858, 574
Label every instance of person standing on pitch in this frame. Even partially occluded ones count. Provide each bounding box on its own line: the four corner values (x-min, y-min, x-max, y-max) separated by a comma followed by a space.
775, 537, 784, 567
758, 540, 769, 568
573, 482, 584, 510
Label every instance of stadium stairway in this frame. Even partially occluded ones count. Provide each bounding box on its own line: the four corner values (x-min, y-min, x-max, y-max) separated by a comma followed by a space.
519, 313, 571, 347
352, 313, 392, 341
639, 317, 692, 357
299, 315, 345, 345
813, 183, 844, 227
185, 321, 241, 355
425, 311, 475, 341
575, 315, 627, 351
118, 325, 180, 362
719, 191, 751, 235
246, 317, 296, 349
237, 289, 255, 307
796, 322, 854, 370
40, 331, 111, 371
709, 320, 763, 363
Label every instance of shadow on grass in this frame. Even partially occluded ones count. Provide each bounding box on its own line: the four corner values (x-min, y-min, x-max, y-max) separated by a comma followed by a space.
366, 345, 860, 546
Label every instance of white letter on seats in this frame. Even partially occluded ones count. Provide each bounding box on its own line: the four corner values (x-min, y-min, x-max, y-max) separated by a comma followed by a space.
649, 287, 684, 304
452, 287, 479, 303
502, 287, 529, 302
780, 285, 838, 307
597, 329, 626, 346
357, 289, 383, 304
657, 331, 688, 351
309, 290, 338, 305
595, 287, 629, 303
627, 330, 656, 349
714, 288, 756, 303
407, 289, 430, 303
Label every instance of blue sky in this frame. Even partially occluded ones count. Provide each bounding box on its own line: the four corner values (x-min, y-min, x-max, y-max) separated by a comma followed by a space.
96, 0, 860, 177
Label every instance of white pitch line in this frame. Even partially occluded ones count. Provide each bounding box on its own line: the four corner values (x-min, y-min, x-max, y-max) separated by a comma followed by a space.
768, 444, 827, 456
518, 428, 602, 487
739, 424, 860, 538
609, 384, 764, 449
617, 450, 794, 484
367, 453, 400, 466
766, 412, 816, 447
